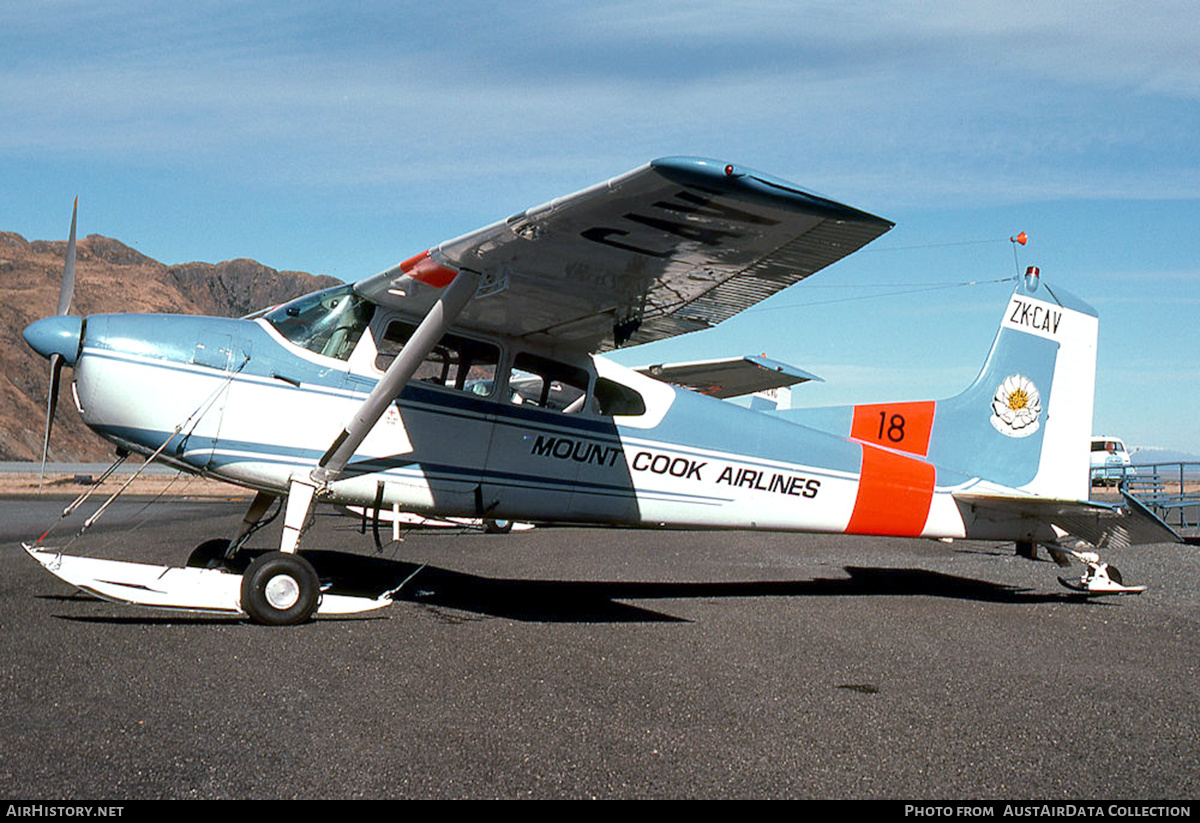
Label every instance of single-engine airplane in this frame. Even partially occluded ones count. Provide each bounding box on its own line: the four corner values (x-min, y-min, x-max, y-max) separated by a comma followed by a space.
22, 157, 1181, 625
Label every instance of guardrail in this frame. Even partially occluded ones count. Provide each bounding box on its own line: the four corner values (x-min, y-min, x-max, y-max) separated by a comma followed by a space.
1120, 462, 1200, 538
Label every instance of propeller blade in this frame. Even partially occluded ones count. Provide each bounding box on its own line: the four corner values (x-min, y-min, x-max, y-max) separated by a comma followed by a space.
56, 197, 77, 317
40, 199, 78, 489
39, 353, 65, 490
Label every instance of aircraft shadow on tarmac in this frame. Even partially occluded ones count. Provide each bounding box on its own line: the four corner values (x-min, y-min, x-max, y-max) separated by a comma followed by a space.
41, 550, 1091, 625
378, 562, 1085, 623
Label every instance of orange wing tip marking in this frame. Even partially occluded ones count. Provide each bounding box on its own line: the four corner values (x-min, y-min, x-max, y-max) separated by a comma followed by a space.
846, 446, 936, 537
850, 401, 936, 457
399, 250, 459, 288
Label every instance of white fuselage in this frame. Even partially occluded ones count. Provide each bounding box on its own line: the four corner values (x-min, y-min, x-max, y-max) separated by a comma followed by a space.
70, 310, 980, 541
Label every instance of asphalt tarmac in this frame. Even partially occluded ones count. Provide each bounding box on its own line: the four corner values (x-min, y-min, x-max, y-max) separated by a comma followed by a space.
1, 495, 1197, 800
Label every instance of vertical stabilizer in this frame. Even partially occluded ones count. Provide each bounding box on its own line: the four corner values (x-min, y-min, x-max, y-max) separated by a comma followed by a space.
925, 272, 1097, 499
778, 272, 1099, 501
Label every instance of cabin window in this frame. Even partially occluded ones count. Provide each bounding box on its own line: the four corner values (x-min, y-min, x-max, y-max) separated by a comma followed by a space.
374, 320, 499, 397
593, 377, 646, 417
508, 352, 590, 413
264, 285, 375, 361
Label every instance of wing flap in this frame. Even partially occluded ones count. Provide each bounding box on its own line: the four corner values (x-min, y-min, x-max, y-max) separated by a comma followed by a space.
355, 157, 892, 353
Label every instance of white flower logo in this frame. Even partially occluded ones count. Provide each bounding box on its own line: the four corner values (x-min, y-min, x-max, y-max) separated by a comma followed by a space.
990, 374, 1041, 438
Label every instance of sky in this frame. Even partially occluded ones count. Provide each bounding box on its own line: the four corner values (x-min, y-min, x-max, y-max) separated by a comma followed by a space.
3, 1, 1198, 454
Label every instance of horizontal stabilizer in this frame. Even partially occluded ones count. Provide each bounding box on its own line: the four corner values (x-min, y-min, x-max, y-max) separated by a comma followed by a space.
954, 493, 1183, 549
635, 355, 819, 399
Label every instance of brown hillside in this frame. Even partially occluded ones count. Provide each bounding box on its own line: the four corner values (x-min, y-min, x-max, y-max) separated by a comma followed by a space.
0, 232, 340, 462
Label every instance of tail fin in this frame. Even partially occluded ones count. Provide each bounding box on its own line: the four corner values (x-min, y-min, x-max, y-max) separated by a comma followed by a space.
924, 271, 1097, 499
781, 271, 1098, 500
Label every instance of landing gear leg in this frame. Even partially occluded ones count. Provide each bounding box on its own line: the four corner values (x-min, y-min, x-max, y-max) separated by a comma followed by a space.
279, 479, 317, 554
237, 480, 322, 625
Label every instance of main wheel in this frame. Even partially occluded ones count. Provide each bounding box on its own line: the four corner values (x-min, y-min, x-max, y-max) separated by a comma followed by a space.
240, 552, 320, 626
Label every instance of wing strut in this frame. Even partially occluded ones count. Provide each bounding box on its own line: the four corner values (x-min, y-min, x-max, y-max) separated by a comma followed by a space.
280, 270, 480, 553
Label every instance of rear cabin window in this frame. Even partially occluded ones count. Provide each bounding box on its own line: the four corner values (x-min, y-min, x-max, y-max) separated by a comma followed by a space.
508, 353, 590, 413
593, 377, 646, 417
374, 320, 500, 397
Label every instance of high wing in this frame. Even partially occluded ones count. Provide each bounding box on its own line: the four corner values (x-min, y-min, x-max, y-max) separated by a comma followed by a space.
635, 355, 820, 399
354, 157, 892, 353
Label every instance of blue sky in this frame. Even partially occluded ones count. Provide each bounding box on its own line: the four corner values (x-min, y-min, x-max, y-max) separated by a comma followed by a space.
4, 1, 1198, 454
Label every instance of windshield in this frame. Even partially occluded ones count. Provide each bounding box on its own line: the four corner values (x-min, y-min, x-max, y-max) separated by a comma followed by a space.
264, 284, 375, 361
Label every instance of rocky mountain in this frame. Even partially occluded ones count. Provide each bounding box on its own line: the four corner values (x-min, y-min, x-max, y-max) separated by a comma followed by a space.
0, 231, 340, 462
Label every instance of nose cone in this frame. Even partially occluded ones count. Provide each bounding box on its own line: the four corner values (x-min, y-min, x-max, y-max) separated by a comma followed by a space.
24, 315, 83, 365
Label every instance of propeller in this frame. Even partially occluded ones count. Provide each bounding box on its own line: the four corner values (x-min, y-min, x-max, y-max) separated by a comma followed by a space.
38, 198, 78, 489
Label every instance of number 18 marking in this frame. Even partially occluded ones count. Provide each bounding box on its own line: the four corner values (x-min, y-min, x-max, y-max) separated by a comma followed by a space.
878, 412, 907, 443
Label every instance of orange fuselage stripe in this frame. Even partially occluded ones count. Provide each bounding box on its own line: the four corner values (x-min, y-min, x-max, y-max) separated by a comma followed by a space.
846, 445, 936, 537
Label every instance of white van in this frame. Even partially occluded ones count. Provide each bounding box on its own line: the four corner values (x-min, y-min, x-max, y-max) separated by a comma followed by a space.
1090, 437, 1132, 485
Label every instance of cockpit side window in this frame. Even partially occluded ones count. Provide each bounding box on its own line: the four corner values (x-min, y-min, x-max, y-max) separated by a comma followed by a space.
265, 285, 375, 361
374, 320, 500, 397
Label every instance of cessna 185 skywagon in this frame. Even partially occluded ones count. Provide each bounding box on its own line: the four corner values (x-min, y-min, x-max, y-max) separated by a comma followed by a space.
23, 157, 1180, 625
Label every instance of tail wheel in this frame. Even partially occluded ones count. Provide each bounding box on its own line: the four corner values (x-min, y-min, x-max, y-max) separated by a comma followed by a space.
240, 552, 320, 626
484, 518, 513, 534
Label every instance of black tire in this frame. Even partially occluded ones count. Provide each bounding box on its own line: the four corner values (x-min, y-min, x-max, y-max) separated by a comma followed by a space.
484, 518, 513, 534
240, 552, 320, 626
